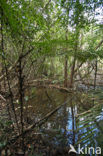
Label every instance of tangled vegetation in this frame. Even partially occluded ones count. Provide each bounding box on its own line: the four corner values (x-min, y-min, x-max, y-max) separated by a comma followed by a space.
0, 0, 103, 155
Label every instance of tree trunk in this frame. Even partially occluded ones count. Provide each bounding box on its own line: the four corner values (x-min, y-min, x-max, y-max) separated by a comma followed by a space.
69, 57, 76, 88
64, 56, 68, 87
94, 59, 98, 90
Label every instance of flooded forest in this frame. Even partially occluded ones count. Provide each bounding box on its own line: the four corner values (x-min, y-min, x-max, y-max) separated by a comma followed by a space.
0, 0, 103, 156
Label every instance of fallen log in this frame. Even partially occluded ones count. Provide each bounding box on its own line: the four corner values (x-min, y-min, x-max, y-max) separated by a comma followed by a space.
26, 81, 73, 93
42, 84, 72, 92
0, 98, 71, 151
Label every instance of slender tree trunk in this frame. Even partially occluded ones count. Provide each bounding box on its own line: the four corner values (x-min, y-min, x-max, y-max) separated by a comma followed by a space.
64, 25, 68, 88
64, 56, 68, 87
94, 59, 98, 90
69, 23, 79, 88
18, 55, 25, 153
69, 57, 76, 88
1, 9, 19, 131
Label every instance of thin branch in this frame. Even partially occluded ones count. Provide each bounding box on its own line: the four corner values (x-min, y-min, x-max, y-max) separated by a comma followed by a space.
95, 39, 103, 50
0, 98, 71, 151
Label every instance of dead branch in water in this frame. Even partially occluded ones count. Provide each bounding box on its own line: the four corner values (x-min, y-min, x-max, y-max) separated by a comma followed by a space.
0, 98, 71, 151
26, 80, 73, 93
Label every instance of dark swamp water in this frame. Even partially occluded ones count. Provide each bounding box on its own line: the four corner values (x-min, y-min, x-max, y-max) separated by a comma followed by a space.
23, 87, 103, 155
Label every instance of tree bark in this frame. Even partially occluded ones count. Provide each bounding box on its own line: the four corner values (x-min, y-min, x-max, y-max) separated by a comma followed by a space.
94, 59, 98, 90
64, 56, 68, 87
69, 57, 76, 88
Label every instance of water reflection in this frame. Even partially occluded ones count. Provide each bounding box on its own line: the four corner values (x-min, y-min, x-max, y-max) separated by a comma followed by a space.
25, 88, 103, 155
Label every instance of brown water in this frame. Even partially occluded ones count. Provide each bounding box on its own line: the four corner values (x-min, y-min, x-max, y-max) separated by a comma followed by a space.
23, 88, 103, 155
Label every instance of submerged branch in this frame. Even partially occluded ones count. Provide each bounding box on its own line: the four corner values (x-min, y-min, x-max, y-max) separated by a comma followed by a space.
0, 98, 71, 151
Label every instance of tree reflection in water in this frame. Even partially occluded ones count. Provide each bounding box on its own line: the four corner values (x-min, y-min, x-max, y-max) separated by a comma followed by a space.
25, 88, 103, 153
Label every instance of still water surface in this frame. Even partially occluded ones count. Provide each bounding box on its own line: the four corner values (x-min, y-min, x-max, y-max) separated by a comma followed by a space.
25, 88, 103, 155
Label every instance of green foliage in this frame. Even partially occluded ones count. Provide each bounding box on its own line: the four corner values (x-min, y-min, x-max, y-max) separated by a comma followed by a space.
0, 0, 103, 63
76, 98, 103, 149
